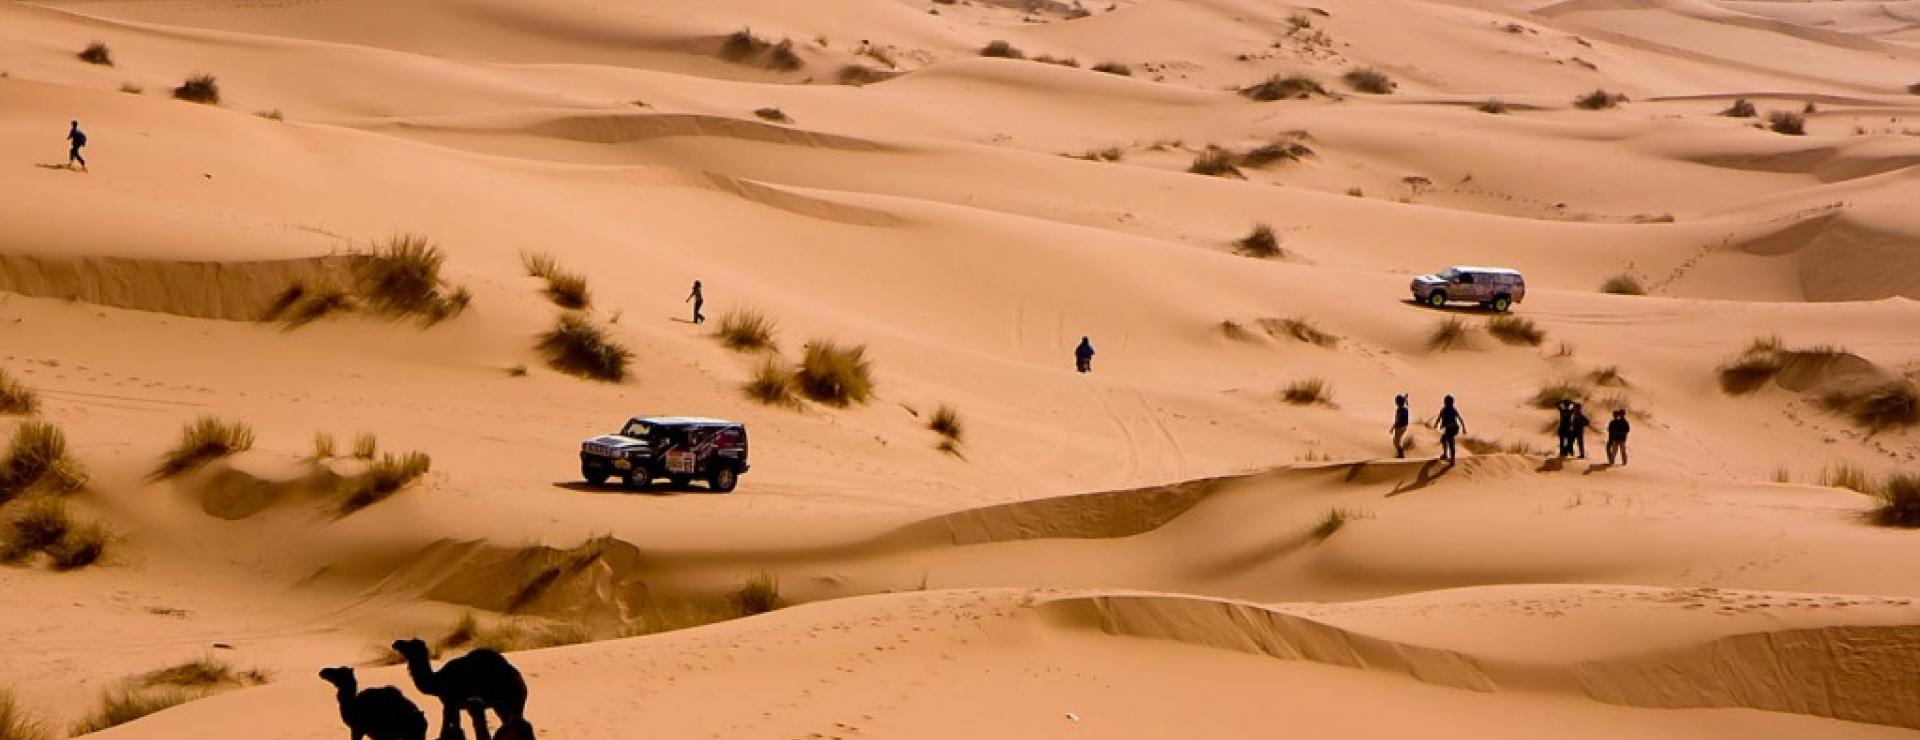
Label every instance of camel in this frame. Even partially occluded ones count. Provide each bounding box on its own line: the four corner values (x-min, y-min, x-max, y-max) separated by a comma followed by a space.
318, 666, 429, 740
390, 639, 534, 740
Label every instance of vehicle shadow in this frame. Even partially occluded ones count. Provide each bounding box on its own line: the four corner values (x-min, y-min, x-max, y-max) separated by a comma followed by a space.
550, 481, 720, 495
1400, 299, 1507, 315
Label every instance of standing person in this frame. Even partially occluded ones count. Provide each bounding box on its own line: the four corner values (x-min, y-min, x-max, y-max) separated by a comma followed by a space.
1389, 394, 1411, 459
1074, 336, 1095, 374
1434, 395, 1465, 464
685, 280, 704, 324
66, 120, 88, 172
1555, 399, 1577, 457
1606, 409, 1631, 465
1571, 402, 1591, 459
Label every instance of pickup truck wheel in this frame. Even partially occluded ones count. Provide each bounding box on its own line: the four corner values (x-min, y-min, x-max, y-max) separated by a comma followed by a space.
1491, 294, 1512, 312
583, 468, 609, 486
1426, 291, 1448, 308
709, 466, 739, 493
623, 469, 653, 492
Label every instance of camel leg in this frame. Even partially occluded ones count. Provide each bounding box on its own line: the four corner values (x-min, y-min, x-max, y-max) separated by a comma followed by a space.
466, 702, 492, 740
438, 701, 466, 740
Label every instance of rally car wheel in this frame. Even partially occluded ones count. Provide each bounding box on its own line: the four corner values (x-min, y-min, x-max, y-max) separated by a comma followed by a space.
710, 466, 739, 493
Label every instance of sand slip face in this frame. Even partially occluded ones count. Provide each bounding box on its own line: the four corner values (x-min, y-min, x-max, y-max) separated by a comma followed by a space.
4, 0, 1920, 736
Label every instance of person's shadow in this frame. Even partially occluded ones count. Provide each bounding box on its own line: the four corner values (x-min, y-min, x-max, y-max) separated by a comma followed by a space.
1582, 463, 1615, 475
1386, 458, 1455, 497
35, 163, 79, 171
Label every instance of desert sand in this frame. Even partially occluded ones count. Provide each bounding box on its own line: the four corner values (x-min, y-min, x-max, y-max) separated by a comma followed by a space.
2, 0, 1920, 737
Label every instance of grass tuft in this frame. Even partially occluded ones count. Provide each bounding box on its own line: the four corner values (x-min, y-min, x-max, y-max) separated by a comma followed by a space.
172, 73, 219, 104
1, 423, 86, 502
1821, 383, 1919, 433
1262, 317, 1336, 347
356, 235, 461, 319
928, 404, 964, 443
118, 82, 143, 94
1600, 273, 1644, 295
0, 369, 39, 415
979, 40, 1024, 59
753, 107, 790, 123
1239, 141, 1313, 168
1188, 147, 1244, 178
1872, 474, 1920, 527
1240, 74, 1327, 101
1425, 317, 1474, 352
1487, 315, 1544, 346
1717, 340, 1785, 395
1528, 380, 1588, 409
1311, 508, 1357, 539
734, 573, 783, 615
1573, 88, 1624, 110
5, 498, 72, 561
78, 42, 113, 67
742, 358, 799, 407
1821, 462, 1872, 494
48, 522, 109, 570
794, 341, 874, 406
1234, 223, 1282, 258
520, 252, 590, 310
1587, 366, 1628, 387
151, 417, 254, 480
311, 433, 335, 460
1342, 67, 1394, 94
1281, 378, 1332, 405
1476, 99, 1508, 114
1720, 98, 1756, 117
350, 433, 378, 460
537, 313, 632, 382
1767, 110, 1806, 135
340, 451, 431, 514
0, 690, 48, 740
714, 308, 777, 352
1092, 61, 1132, 76
71, 689, 191, 735
720, 30, 804, 70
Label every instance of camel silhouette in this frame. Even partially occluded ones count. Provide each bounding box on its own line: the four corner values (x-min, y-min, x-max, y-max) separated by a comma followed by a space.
318, 666, 429, 740
390, 639, 534, 740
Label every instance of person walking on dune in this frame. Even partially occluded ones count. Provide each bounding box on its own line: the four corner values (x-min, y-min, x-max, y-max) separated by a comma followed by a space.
1434, 395, 1465, 464
1571, 402, 1591, 459
1390, 394, 1411, 459
1606, 409, 1631, 465
1555, 398, 1576, 457
66, 120, 88, 172
1074, 336, 1095, 374
685, 279, 704, 324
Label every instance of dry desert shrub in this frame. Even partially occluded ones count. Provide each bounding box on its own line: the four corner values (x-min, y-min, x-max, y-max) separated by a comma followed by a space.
256, 109, 284, 122
1239, 141, 1313, 168
1822, 383, 1919, 433
720, 30, 804, 70
1767, 110, 1806, 135
1188, 147, 1244, 178
1281, 378, 1332, 405
1220, 320, 1250, 341
71, 688, 191, 735
1262, 317, 1336, 347
1, 422, 87, 501
1240, 74, 1327, 101
1234, 223, 1282, 258
1528, 380, 1588, 409
521, 252, 591, 310
1720, 98, 1756, 117
311, 432, 336, 460
0, 369, 38, 415
734, 572, 783, 615
340, 451, 431, 514
1600, 274, 1644, 295
1343, 67, 1394, 94
836, 65, 896, 85
1460, 437, 1534, 456
1033, 55, 1079, 68
152, 416, 254, 480
1873, 474, 1920, 527
753, 107, 790, 123
742, 358, 799, 407
795, 341, 874, 406
537, 313, 632, 382
1587, 365, 1628, 387
1476, 99, 1508, 114
357, 235, 468, 321
3, 498, 73, 561
0, 690, 48, 740
1426, 317, 1474, 351
140, 657, 267, 689
349, 433, 378, 460
1573, 89, 1624, 110
928, 404, 964, 443
1092, 61, 1132, 76
715, 308, 777, 352
1070, 147, 1123, 162
979, 40, 1024, 59
78, 42, 113, 66
437, 613, 587, 654
172, 73, 219, 104
118, 82, 143, 94
1716, 339, 1786, 395
1820, 462, 1872, 494
47, 522, 109, 570
1311, 508, 1357, 539
1487, 315, 1544, 346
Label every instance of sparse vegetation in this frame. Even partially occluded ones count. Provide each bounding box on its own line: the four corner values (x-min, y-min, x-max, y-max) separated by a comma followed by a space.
753, 107, 790, 123
1240, 74, 1327, 101
1821, 462, 1872, 494
1033, 55, 1079, 68
1239, 141, 1313, 168
1487, 315, 1544, 346
1872, 473, 1920, 527
1426, 317, 1474, 352
1234, 223, 1282, 258
256, 109, 284, 122
1821, 382, 1919, 433
340, 451, 431, 514
1600, 274, 1644, 295
1587, 366, 1628, 387
4, 498, 72, 561
141, 657, 266, 689
733, 572, 783, 615
715, 308, 777, 352
0, 369, 39, 415
520, 252, 590, 310
1262, 317, 1336, 347
1220, 320, 1250, 340
979, 40, 1024, 59
172, 74, 220, 105
1343, 67, 1394, 94
1070, 147, 1123, 162
1311, 508, 1357, 539
795, 341, 874, 406
312, 433, 335, 460
720, 30, 804, 70
1767, 110, 1806, 136
78, 42, 113, 67
355, 235, 468, 322
1720, 98, 1756, 117
151, 417, 255, 480
1529, 380, 1588, 409
742, 358, 799, 407
0, 690, 48, 740
1716, 338, 1786, 395
1, 422, 87, 502
350, 433, 378, 460
118, 82, 143, 94
928, 404, 963, 443
836, 65, 896, 85
1188, 147, 1244, 178
72, 688, 191, 735
1476, 99, 1508, 114
46, 522, 108, 570
537, 312, 632, 382
1573, 88, 1624, 110
1462, 437, 1537, 456
436, 612, 587, 654
1092, 61, 1132, 76
1281, 378, 1332, 406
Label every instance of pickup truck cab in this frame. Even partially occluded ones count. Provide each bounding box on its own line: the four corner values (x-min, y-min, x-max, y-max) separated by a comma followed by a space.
580, 416, 749, 492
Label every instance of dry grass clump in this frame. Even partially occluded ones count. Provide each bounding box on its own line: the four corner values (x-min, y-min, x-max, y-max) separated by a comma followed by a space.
1033, 55, 1079, 68
0, 690, 49, 740
1311, 508, 1358, 539
1476, 99, 1508, 114
141, 657, 267, 689
928, 404, 963, 444
734, 572, 783, 615
3, 499, 108, 569
1070, 147, 1123, 162
1261, 317, 1336, 347
311, 432, 336, 460
1600, 274, 1644, 295
715, 308, 777, 352
1426, 317, 1475, 352
1220, 320, 1250, 341
46, 521, 108, 570
172, 73, 219, 104
1487, 315, 1544, 346
1092, 61, 1132, 76
753, 107, 791, 123
1461, 437, 1537, 456
1240, 74, 1327, 101
1528, 380, 1588, 409
1, 422, 88, 502
1720, 98, 1756, 117
1822, 382, 1919, 433
720, 30, 804, 70
1716, 338, 1786, 395
1343, 67, 1394, 94
1573, 88, 1625, 110
437, 613, 588, 654
1587, 365, 1628, 387
340, 451, 431, 514
1188, 147, 1244, 178
1234, 223, 1282, 258
356, 235, 469, 322
1767, 110, 1806, 135
350, 433, 378, 460
1239, 141, 1315, 168
1281, 378, 1332, 406
0, 369, 39, 415
1872, 474, 1920, 527
71, 688, 192, 735
537, 312, 632, 382
262, 280, 356, 327
836, 65, 897, 85
520, 252, 590, 310
795, 341, 874, 406
742, 358, 799, 407
151, 417, 254, 480
118, 82, 143, 94
1821, 462, 1872, 494
78, 42, 113, 66
979, 40, 1025, 59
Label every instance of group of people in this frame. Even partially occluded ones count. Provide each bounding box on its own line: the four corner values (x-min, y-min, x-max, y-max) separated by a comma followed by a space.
1388, 394, 1630, 465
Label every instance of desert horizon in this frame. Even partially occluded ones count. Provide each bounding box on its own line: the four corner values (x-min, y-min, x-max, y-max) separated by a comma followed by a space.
3, 0, 1920, 737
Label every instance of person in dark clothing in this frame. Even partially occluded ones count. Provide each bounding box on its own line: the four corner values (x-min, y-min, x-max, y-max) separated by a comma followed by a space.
1571, 402, 1591, 459
1074, 336, 1095, 373
1390, 394, 1411, 459
1606, 409, 1630, 465
685, 280, 704, 324
66, 120, 87, 172
1434, 395, 1465, 463
1555, 399, 1577, 457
